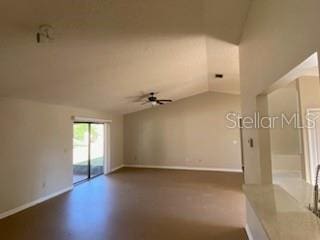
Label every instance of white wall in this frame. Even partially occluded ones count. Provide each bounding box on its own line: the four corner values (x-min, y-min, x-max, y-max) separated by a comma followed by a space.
297, 76, 320, 181
268, 85, 301, 172
239, 0, 320, 184
124, 92, 242, 170
268, 86, 300, 155
0, 98, 123, 214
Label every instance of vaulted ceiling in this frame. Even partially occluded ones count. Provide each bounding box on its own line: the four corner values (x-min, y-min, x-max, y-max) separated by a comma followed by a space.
0, 0, 251, 114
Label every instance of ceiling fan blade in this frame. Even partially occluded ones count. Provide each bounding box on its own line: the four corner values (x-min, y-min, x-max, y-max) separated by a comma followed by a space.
129, 92, 159, 102
156, 101, 164, 105
134, 95, 151, 102
157, 99, 172, 102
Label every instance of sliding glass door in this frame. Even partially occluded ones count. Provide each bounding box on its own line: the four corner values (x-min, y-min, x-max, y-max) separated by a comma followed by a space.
73, 123, 105, 184
90, 124, 105, 178
73, 123, 90, 183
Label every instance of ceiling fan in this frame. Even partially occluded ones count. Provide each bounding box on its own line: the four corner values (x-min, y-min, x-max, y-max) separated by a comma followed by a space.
142, 92, 173, 106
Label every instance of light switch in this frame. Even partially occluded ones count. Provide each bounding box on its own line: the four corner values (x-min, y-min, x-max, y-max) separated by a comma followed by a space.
248, 138, 254, 148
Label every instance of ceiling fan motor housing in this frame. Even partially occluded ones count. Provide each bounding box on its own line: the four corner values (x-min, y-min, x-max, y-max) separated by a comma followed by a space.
148, 96, 157, 102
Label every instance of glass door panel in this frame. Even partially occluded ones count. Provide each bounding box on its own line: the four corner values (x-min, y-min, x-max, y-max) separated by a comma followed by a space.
73, 123, 89, 184
90, 124, 105, 178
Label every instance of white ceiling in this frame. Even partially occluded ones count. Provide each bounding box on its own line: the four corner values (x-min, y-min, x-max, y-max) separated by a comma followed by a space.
0, 0, 251, 114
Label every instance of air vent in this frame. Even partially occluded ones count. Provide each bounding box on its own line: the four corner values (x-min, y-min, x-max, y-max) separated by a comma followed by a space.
215, 74, 224, 79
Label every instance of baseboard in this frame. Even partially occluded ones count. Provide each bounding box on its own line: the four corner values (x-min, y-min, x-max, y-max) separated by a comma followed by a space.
272, 170, 301, 175
245, 224, 253, 240
123, 164, 243, 173
107, 164, 242, 173
108, 164, 124, 173
0, 186, 73, 220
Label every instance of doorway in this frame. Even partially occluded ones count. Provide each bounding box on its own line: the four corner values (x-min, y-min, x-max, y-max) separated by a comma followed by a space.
307, 109, 320, 185
73, 122, 105, 184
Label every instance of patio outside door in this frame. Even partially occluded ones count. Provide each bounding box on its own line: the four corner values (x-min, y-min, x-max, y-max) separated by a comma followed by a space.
73, 123, 105, 184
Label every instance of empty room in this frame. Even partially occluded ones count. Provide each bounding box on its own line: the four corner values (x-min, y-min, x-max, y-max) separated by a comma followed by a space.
1, 0, 320, 239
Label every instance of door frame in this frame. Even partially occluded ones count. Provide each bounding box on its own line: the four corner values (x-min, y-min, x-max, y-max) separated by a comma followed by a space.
307, 108, 320, 185
104, 123, 111, 174
72, 117, 112, 184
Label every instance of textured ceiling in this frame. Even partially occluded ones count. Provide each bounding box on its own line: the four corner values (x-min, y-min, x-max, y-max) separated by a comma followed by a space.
0, 0, 251, 114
